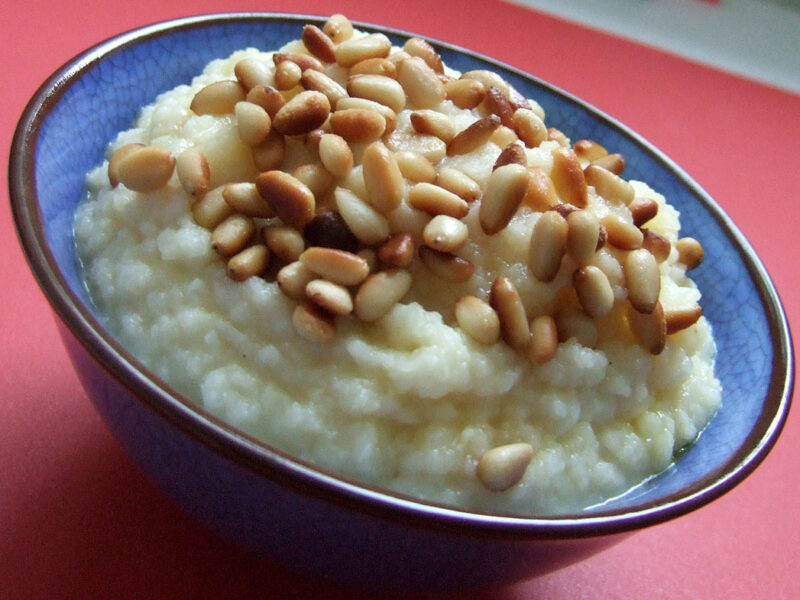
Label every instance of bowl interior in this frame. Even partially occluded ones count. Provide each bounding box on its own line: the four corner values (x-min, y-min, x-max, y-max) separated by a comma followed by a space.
14, 14, 791, 523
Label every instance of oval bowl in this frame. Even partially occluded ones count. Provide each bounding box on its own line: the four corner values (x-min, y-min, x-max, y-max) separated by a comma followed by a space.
9, 13, 793, 592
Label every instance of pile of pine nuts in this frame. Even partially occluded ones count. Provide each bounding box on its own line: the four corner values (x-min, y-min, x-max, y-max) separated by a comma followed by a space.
109, 15, 708, 492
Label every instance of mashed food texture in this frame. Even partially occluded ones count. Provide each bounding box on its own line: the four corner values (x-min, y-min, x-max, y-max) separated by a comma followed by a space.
75, 15, 721, 515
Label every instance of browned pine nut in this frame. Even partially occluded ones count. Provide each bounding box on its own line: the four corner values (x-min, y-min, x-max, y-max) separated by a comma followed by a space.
255, 170, 316, 229
403, 37, 444, 73
354, 269, 413, 322
629, 197, 659, 226
252, 128, 286, 171
479, 164, 530, 235
246, 85, 285, 117
490, 125, 518, 149
190, 80, 246, 115
227, 244, 269, 281
528, 315, 558, 364
262, 225, 305, 262
476, 443, 534, 492
273, 52, 324, 73
521, 167, 558, 211
423, 215, 469, 253
378, 233, 415, 267
461, 69, 509, 98
493, 143, 527, 170
483, 86, 515, 128
336, 33, 392, 67
490, 277, 530, 352
551, 147, 588, 208
223, 182, 274, 218
409, 109, 455, 143
361, 141, 404, 213
272, 90, 331, 136
175, 149, 210, 198
318, 133, 354, 178
394, 150, 436, 182
547, 127, 569, 147
573, 266, 615, 318
350, 57, 398, 78
293, 163, 334, 200
444, 78, 486, 109
330, 108, 386, 144
555, 307, 598, 347
292, 302, 336, 343
419, 247, 475, 282
447, 115, 502, 156
108, 143, 145, 188
665, 305, 703, 334
628, 300, 666, 354
211, 214, 255, 257
347, 74, 406, 113
334, 186, 391, 245
234, 58, 273, 91
235, 101, 272, 146
409, 182, 469, 218
512, 108, 547, 148
566, 209, 601, 265
336, 96, 397, 134
676, 237, 704, 269
303, 209, 359, 252
584, 164, 635, 205
625, 248, 661, 314
573, 139, 608, 163
302, 24, 337, 63
192, 186, 233, 229
642, 229, 671, 263
601, 214, 643, 250
323, 13, 354, 44
529, 211, 568, 282
436, 168, 482, 203
397, 56, 446, 109
454, 295, 501, 345
274, 59, 302, 90
306, 279, 353, 316
301, 69, 349, 107
277, 260, 317, 300
300, 246, 370, 286
592, 152, 626, 175
116, 146, 175, 193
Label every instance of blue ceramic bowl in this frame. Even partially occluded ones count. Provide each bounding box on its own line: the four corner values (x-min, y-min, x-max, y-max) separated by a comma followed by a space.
9, 13, 793, 591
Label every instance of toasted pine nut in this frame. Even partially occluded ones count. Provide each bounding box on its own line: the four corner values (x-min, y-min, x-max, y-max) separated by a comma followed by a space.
409, 109, 455, 143
625, 248, 661, 314
303, 210, 359, 253
507, 83, 536, 113
642, 229, 671, 263
347, 74, 406, 113
566, 209, 601, 265
676, 237, 704, 269
192, 186, 233, 229
190, 80, 246, 115
300, 246, 370, 286
665, 305, 703, 334
601, 214, 643, 250
419, 247, 474, 282
336, 96, 397, 134
628, 197, 659, 227
336, 33, 392, 67
262, 225, 305, 262
277, 260, 317, 300
175, 149, 210, 198
252, 128, 286, 171
573, 266, 615, 318
300, 69, 348, 107
385, 130, 446, 163
292, 302, 336, 343
302, 24, 337, 63
350, 57, 398, 78
490, 277, 530, 351
318, 133, 354, 178
493, 143, 527, 170
274, 60, 302, 90
584, 164, 634, 205
255, 170, 315, 229
490, 125, 518, 149
306, 279, 353, 315
454, 294, 501, 345
323, 13, 354, 44
521, 167, 558, 211
551, 147, 588, 208
354, 269, 413, 322
227, 244, 269, 281
628, 301, 666, 354
108, 143, 145, 188
234, 58, 273, 91
330, 108, 386, 144
479, 164, 530, 235
476, 443, 533, 492
211, 214, 255, 257
423, 215, 469, 253
394, 150, 435, 182
334, 186, 391, 245
529, 211, 568, 282
461, 70, 509, 98
403, 37, 444, 73
273, 52, 324, 73
512, 108, 547, 148
555, 308, 598, 347
436, 168, 482, 203
246, 85, 285, 117
409, 182, 469, 218
361, 141, 404, 213
272, 90, 331, 136
293, 163, 334, 200
378, 233, 415, 267
397, 56, 445, 109
573, 139, 608, 163
444, 78, 486, 109
223, 182, 273, 218
116, 146, 175, 193
592, 153, 626, 175
547, 127, 569, 147
528, 315, 558, 364
234, 101, 272, 146
447, 115, 502, 156
483, 86, 515, 128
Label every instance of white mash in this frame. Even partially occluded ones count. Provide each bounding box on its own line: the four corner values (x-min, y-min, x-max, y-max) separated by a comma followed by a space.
75, 20, 721, 515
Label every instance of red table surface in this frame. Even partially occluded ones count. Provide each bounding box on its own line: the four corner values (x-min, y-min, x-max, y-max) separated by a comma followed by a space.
2, 0, 798, 598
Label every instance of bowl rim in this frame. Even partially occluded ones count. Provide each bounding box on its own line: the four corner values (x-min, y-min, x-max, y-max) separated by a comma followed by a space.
9, 11, 794, 539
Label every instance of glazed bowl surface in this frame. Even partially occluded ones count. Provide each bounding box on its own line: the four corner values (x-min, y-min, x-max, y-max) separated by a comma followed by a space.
9, 13, 793, 591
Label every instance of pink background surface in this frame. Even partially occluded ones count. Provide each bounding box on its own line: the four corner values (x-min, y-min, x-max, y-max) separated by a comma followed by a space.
2, 1, 798, 597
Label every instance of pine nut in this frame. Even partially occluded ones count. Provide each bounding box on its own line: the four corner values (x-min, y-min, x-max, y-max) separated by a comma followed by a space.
397, 56, 446, 109
301, 69, 348, 107
491, 277, 530, 351
444, 78, 486, 109
521, 167, 558, 211
585, 164, 634, 205
252, 128, 286, 171
336, 33, 392, 67
555, 307, 598, 347
175, 149, 210, 198
551, 147, 588, 208
274, 60, 302, 91
323, 14, 354, 44
461, 70, 510, 98
409, 110, 455, 143
629, 197, 659, 227
454, 295, 500, 345
300, 246, 370, 286
573, 139, 608, 163
665, 305, 703, 334
292, 302, 336, 343
303, 210, 359, 253
361, 141, 404, 213
642, 229, 671, 263
476, 443, 534, 492
192, 186, 233, 229
419, 247, 475, 282
409, 182, 469, 218
234, 101, 272, 146
302, 24, 337, 63
336, 96, 397, 134
490, 125, 518, 149
334, 186, 391, 245
273, 52, 324, 73
483, 86, 515, 128
529, 211, 568, 282
211, 214, 255, 257
403, 37, 444, 73
378, 233, 415, 267
318, 133, 354, 178
330, 108, 386, 144
306, 279, 353, 315
190, 80, 246, 115
628, 301, 666, 354
601, 214, 643, 250
447, 115, 502, 156
385, 130, 446, 163
108, 143, 145, 188
512, 108, 547, 148
507, 83, 535, 113
395, 150, 436, 182
246, 85, 285, 117
493, 143, 527, 170
222, 182, 273, 218
591, 153, 625, 175
116, 145, 175, 193
676, 237, 704, 269
277, 260, 317, 300
573, 266, 615, 318
293, 163, 334, 200
227, 244, 269, 281
234, 58, 273, 91
566, 209, 600, 265
547, 127, 569, 147
436, 168, 482, 203
354, 269, 413, 322
350, 57, 398, 78
625, 248, 661, 314
272, 90, 330, 136
528, 315, 558, 364
262, 225, 305, 262
347, 74, 406, 113
423, 215, 469, 253
479, 164, 530, 235
255, 170, 316, 229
